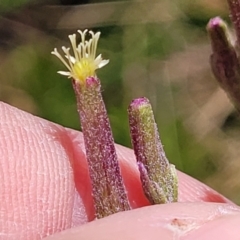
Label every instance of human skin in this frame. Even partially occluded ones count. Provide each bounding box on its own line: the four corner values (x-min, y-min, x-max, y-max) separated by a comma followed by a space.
1, 101, 240, 240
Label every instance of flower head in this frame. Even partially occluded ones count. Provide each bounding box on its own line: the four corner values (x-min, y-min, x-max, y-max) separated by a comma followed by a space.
51, 29, 109, 84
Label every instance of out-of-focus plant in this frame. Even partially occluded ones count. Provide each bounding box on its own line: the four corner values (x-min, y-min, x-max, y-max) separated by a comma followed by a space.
208, 0, 240, 112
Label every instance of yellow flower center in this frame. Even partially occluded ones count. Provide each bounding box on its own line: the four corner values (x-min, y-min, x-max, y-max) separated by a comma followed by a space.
73, 58, 96, 84
51, 29, 109, 85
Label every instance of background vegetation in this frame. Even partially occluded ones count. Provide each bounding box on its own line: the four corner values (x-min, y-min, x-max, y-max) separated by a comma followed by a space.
1, 0, 240, 203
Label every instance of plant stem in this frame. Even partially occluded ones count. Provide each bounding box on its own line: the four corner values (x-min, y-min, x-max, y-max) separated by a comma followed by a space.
73, 77, 130, 219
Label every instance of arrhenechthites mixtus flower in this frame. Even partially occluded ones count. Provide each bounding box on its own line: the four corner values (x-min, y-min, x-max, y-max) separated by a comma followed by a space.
51, 29, 109, 84
52, 30, 131, 219
51, 29, 178, 219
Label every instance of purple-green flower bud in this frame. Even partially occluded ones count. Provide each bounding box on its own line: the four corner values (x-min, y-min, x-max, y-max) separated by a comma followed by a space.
207, 17, 232, 53
128, 97, 178, 204
207, 17, 240, 112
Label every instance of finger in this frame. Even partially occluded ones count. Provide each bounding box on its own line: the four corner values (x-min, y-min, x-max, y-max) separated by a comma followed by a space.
43, 202, 240, 240
0, 102, 233, 240
0, 102, 88, 239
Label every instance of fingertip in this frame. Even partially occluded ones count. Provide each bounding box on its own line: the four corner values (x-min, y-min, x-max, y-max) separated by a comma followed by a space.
43, 202, 240, 240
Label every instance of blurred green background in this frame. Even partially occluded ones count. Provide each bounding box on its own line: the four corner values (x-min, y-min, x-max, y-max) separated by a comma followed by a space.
1, 0, 240, 203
